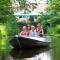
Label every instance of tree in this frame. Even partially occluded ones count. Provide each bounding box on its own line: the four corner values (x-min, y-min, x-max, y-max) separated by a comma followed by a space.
45, 0, 60, 35
0, 0, 11, 15
47, 0, 60, 14
0, 0, 19, 36
16, 0, 37, 11
0, 0, 13, 23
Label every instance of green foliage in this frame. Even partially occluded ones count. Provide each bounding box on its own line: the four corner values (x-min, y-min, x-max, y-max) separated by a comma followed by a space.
47, 24, 60, 36
0, 15, 19, 36
47, 14, 60, 27
0, 0, 19, 54
51, 36, 60, 60
41, 0, 60, 35
55, 25, 60, 34
4, 15, 19, 36
0, 0, 12, 15
0, 0, 12, 23
40, 13, 60, 35
0, 0, 19, 36
17, 0, 26, 10
0, 24, 10, 56
47, 27, 56, 36
0, 24, 8, 40
16, 0, 37, 11
46, 0, 60, 13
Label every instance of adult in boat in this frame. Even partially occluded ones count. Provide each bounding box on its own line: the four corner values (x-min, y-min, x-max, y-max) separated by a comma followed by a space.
19, 26, 28, 37
27, 24, 31, 34
36, 23, 44, 37
29, 25, 38, 37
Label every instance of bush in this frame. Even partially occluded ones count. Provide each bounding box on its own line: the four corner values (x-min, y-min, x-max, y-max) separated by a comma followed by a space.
55, 25, 60, 34
2, 15, 20, 36
47, 25, 60, 36
48, 16, 60, 27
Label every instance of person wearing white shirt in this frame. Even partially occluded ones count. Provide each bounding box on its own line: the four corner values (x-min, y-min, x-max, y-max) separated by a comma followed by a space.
29, 25, 38, 37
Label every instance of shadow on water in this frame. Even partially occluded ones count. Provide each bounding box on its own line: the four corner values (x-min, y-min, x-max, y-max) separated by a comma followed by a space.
10, 47, 52, 60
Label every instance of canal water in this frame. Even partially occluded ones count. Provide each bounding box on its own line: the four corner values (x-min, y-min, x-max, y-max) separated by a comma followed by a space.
0, 36, 60, 60
0, 47, 53, 60
10, 47, 52, 60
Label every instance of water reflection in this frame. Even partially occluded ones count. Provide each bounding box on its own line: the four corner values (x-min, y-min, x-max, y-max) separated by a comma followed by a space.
10, 47, 52, 60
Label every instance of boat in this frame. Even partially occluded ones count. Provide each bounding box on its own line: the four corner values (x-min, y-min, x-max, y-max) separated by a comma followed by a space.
10, 35, 51, 49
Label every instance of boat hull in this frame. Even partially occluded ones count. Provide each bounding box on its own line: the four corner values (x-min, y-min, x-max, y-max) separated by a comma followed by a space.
10, 36, 50, 48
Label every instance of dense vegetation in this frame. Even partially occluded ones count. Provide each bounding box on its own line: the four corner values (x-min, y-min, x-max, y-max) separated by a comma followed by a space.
0, 0, 19, 36
1, 0, 60, 36
41, 0, 60, 36
46, 0, 60, 60
0, 0, 60, 60
0, 0, 19, 55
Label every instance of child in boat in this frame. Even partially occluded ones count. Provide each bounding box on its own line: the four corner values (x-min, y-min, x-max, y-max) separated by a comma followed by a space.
19, 26, 28, 37
36, 23, 44, 37
29, 25, 38, 37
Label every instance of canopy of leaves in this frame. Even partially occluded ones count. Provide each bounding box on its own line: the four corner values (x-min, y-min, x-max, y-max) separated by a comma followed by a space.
44, 0, 60, 35
0, 0, 19, 36
0, 0, 12, 15
16, 0, 37, 11
0, 0, 13, 23
47, 0, 60, 14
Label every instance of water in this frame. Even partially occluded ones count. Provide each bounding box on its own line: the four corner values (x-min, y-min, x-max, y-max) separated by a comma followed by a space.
10, 47, 52, 60
0, 36, 60, 60
0, 47, 52, 60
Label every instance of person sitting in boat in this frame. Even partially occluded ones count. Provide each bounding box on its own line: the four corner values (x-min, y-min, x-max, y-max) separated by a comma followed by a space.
19, 26, 28, 37
29, 25, 38, 37
27, 24, 31, 35
36, 23, 44, 37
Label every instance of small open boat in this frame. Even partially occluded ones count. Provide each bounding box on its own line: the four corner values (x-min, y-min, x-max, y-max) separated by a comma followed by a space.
10, 35, 51, 48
